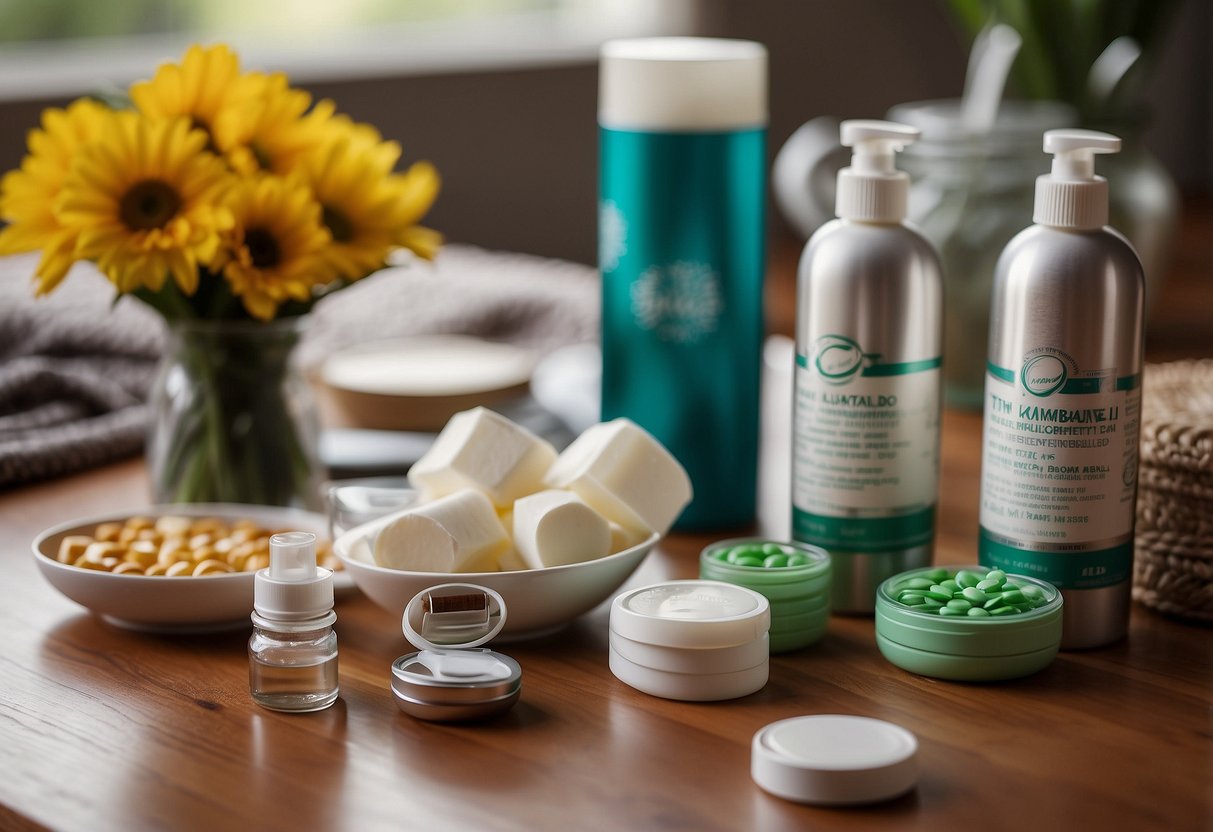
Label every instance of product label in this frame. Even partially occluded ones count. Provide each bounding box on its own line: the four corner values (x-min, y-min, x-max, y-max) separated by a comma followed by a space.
792, 335, 940, 552
979, 348, 1140, 588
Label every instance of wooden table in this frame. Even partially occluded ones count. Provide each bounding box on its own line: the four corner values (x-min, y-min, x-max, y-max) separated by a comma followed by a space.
3, 201, 1211, 830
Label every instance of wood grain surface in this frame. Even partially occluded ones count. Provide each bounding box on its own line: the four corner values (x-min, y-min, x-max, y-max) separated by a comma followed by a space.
2, 202, 1211, 832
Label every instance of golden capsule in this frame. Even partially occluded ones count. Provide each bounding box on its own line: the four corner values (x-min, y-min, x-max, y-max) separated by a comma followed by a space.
112, 562, 145, 575
145, 563, 169, 577
165, 560, 193, 577
57, 535, 93, 564
193, 559, 234, 576
155, 515, 192, 537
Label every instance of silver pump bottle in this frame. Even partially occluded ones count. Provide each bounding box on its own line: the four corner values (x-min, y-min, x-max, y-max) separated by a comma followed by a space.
978, 129, 1144, 649
792, 120, 944, 614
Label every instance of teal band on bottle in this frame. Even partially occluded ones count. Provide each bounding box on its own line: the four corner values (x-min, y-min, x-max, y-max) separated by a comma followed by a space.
978, 527, 1133, 589
793, 505, 935, 552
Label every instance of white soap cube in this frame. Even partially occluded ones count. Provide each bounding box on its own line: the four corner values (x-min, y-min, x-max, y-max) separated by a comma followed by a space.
373, 488, 509, 573
609, 522, 642, 554
512, 489, 611, 569
544, 418, 692, 535
408, 407, 558, 508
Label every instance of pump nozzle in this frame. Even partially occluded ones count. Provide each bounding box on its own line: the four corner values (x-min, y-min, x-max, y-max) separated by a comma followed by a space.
835, 120, 919, 223
1044, 129, 1121, 181
1034, 129, 1121, 230
269, 532, 318, 582
254, 531, 334, 620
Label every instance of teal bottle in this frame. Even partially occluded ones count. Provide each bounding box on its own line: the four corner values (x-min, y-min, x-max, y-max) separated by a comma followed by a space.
598, 38, 767, 530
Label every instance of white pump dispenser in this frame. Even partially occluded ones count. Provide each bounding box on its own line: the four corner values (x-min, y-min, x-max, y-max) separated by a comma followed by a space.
835, 120, 920, 223
253, 532, 334, 621
1033, 129, 1121, 230
792, 118, 944, 613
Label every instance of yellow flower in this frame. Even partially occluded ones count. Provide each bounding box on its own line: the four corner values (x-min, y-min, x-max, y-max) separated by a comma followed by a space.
213, 73, 332, 177
302, 130, 441, 281
219, 175, 330, 320
130, 43, 261, 148
0, 98, 110, 294
55, 113, 233, 295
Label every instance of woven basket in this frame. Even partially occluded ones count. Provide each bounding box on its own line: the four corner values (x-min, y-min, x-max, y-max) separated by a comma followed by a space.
1133, 359, 1213, 624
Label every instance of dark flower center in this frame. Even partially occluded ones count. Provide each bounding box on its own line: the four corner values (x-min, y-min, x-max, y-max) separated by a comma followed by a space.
119, 179, 181, 231
245, 228, 281, 269
322, 205, 354, 243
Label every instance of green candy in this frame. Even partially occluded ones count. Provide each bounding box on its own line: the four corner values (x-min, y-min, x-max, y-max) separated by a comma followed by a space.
763, 553, 790, 569
762, 543, 786, 556
712, 548, 731, 561
955, 570, 981, 588
893, 567, 1051, 618
961, 587, 986, 604
787, 553, 809, 567
733, 556, 764, 567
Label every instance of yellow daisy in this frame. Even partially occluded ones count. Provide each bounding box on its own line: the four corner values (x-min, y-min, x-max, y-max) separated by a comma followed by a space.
219, 175, 330, 320
55, 113, 233, 295
130, 43, 261, 149
301, 133, 441, 281
0, 98, 110, 294
213, 73, 333, 177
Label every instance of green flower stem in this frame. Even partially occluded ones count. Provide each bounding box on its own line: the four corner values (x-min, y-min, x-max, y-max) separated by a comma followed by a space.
149, 318, 320, 509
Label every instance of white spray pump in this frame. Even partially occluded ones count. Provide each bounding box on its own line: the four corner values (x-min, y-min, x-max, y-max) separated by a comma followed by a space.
1033, 129, 1121, 230
835, 120, 920, 223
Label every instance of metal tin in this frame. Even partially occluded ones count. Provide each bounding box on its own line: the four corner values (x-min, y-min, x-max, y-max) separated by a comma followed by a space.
980, 224, 1143, 649
700, 539, 831, 653
391, 651, 522, 722
792, 222, 944, 613
390, 583, 522, 722
875, 565, 1063, 681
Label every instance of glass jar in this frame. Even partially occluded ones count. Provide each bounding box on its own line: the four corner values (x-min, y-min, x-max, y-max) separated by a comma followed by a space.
888, 99, 1076, 409
249, 611, 339, 712
147, 317, 322, 508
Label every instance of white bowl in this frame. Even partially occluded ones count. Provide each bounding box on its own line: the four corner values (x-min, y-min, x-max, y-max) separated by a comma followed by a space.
32, 504, 328, 633
334, 513, 658, 639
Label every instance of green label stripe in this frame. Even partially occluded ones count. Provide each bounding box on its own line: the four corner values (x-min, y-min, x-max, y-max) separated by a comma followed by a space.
987, 363, 1139, 395
793, 506, 935, 552
862, 357, 942, 377
978, 528, 1132, 589
795, 353, 940, 376
987, 362, 1015, 383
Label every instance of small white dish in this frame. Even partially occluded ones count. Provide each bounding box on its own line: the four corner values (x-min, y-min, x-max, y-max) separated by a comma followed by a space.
319, 335, 536, 432
32, 504, 330, 633
334, 512, 658, 639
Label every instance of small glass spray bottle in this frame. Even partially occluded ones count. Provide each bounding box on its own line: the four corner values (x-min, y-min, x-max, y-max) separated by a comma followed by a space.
249, 532, 339, 712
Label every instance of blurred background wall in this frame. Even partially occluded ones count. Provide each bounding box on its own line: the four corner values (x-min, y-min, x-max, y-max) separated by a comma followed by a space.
0, 0, 1207, 265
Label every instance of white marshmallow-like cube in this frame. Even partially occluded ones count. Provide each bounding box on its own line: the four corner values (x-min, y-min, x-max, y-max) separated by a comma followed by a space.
408, 407, 558, 508
373, 488, 510, 573
512, 489, 611, 569
543, 418, 692, 534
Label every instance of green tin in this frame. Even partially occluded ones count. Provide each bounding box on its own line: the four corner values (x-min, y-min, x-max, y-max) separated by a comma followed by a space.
875, 565, 1063, 681
700, 538, 831, 653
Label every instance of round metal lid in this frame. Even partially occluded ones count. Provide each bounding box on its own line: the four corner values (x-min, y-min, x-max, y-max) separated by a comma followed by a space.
391, 650, 522, 721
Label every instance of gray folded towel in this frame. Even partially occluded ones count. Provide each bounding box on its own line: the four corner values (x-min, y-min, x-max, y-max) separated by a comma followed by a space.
0, 245, 598, 487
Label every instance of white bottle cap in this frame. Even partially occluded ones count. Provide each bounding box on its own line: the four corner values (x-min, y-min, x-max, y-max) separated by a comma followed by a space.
254, 532, 334, 621
1033, 129, 1121, 230
599, 37, 767, 131
610, 580, 770, 649
835, 120, 919, 223
752, 715, 919, 805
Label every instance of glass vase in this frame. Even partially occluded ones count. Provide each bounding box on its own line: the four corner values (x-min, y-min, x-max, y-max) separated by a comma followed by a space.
147, 317, 322, 509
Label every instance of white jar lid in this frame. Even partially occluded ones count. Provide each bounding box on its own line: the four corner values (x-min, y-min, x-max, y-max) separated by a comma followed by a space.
752, 715, 918, 805
611, 580, 770, 649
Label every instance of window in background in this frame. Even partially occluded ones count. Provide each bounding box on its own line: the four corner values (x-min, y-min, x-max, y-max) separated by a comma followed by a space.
0, 0, 698, 100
